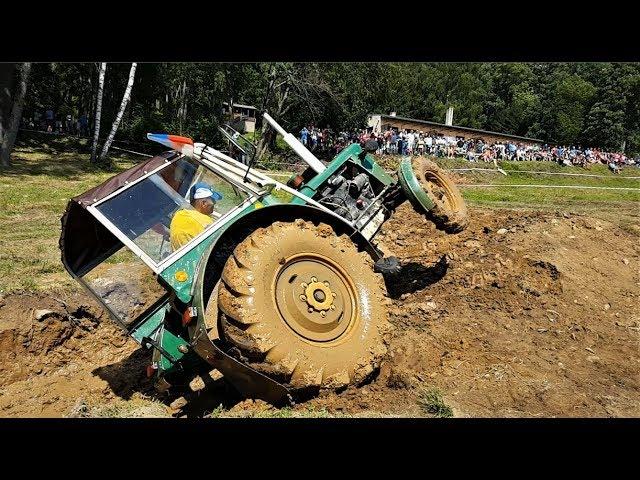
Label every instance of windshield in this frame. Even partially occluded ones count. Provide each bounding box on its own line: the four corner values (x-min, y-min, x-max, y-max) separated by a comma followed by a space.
81, 246, 167, 327
94, 156, 249, 264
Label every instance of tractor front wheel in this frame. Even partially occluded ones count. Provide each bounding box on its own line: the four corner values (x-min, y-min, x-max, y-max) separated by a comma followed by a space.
414, 158, 468, 233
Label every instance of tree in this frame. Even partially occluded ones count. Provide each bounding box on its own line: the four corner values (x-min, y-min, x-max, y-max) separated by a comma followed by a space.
545, 70, 596, 145
0, 63, 31, 167
91, 63, 106, 163
13, 62, 640, 157
98, 62, 137, 165
253, 63, 338, 160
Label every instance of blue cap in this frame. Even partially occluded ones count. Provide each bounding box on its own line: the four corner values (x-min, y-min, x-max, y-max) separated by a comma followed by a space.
190, 182, 223, 202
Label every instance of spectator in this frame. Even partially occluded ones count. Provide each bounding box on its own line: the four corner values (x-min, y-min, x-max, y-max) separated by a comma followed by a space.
45, 109, 54, 131
79, 114, 89, 136
299, 126, 309, 146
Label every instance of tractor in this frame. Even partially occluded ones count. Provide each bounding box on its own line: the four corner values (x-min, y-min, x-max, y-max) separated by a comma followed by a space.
59, 113, 468, 405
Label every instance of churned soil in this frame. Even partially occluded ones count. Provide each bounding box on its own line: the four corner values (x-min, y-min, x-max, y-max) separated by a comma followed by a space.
1, 205, 638, 417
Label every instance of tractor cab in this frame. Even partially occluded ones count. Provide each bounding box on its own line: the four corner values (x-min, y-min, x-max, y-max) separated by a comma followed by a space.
60, 150, 257, 337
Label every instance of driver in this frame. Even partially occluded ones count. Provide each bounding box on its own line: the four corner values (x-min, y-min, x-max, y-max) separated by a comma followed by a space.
170, 182, 223, 251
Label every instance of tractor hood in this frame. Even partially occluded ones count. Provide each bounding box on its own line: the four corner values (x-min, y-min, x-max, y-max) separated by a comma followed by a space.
59, 150, 180, 277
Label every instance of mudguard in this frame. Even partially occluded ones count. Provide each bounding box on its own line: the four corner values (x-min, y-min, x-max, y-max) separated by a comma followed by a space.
187, 203, 381, 404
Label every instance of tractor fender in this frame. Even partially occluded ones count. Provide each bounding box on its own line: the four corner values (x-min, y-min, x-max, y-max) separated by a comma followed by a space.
192, 203, 380, 338
187, 203, 380, 404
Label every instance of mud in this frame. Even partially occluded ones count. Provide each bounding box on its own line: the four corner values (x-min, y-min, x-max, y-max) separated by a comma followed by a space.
0, 291, 165, 416
0, 205, 638, 417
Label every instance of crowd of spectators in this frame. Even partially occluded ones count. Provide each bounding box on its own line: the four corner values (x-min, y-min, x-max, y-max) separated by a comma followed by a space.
20, 109, 90, 137
299, 125, 638, 173
18, 112, 636, 174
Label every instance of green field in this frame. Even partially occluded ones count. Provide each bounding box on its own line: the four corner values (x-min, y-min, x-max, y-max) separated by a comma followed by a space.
374, 155, 640, 214
0, 139, 138, 293
455, 162, 640, 207
1, 139, 638, 294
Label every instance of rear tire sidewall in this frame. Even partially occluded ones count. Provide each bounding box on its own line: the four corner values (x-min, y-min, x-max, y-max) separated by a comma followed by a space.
219, 221, 388, 388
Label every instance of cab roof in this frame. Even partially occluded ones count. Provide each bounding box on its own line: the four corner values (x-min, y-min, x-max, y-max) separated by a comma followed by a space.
60, 151, 180, 276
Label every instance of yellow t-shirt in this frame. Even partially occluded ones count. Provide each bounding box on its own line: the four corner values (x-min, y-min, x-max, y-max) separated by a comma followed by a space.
169, 209, 214, 251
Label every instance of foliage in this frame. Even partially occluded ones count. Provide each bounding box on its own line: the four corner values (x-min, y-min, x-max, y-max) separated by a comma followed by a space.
418, 387, 454, 418
18, 63, 640, 157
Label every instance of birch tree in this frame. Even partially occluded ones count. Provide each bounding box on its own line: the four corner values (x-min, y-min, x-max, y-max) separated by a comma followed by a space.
90, 62, 106, 163
0, 63, 31, 167
98, 62, 137, 165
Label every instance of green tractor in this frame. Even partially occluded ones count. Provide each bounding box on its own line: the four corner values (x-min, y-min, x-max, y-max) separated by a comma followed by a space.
59, 113, 467, 405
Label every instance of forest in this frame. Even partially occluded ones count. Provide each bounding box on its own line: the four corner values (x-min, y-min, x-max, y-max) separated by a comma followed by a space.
1, 62, 639, 166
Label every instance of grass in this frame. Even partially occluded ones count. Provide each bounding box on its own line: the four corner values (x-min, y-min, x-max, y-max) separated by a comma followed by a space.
457, 170, 640, 215
418, 387, 454, 418
208, 404, 332, 418
0, 138, 139, 294
1, 139, 637, 295
67, 393, 171, 418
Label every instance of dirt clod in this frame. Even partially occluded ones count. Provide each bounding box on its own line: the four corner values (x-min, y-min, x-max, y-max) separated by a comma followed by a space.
34, 309, 55, 321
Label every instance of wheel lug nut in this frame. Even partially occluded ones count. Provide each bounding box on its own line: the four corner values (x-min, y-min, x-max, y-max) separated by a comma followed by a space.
308, 307, 314, 313
324, 281, 330, 287
332, 292, 337, 298
301, 283, 307, 289
299, 295, 307, 302
321, 311, 326, 317
311, 277, 317, 283
330, 305, 336, 310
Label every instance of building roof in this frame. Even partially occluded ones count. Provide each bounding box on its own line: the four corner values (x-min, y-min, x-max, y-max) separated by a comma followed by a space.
371, 113, 544, 144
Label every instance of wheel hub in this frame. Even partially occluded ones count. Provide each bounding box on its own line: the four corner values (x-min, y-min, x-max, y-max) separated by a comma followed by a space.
274, 254, 356, 343
304, 280, 334, 311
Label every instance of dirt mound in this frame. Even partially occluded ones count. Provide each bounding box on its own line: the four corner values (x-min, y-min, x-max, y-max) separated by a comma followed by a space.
1, 205, 638, 417
0, 291, 158, 417
303, 204, 640, 417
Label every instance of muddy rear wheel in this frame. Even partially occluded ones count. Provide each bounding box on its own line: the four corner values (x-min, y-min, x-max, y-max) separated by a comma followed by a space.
412, 157, 468, 234
217, 220, 391, 391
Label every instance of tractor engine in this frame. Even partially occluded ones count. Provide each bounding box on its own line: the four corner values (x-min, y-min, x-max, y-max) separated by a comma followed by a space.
316, 165, 377, 222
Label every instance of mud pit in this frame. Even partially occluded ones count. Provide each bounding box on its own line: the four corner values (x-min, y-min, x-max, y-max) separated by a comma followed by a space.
0, 292, 163, 417
1, 205, 638, 417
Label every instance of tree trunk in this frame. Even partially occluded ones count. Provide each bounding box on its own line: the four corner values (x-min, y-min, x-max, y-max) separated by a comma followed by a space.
0, 63, 31, 167
0, 64, 18, 167
255, 124, 274, 161
255, 78, 290, 161
91, 63, 106, 162
254, 64, 277, 161
99, 63, 137, 165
